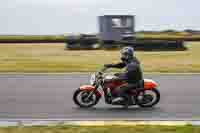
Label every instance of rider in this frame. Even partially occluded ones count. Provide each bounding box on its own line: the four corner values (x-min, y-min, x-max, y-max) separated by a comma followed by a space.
104, 46, 144, 104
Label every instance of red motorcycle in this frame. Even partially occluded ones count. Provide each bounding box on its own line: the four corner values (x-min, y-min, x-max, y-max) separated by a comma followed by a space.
73, 67, 160, 108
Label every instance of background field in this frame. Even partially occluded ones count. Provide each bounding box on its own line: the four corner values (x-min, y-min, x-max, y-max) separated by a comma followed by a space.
0, 125, 199, 133
0, 42, 199, 73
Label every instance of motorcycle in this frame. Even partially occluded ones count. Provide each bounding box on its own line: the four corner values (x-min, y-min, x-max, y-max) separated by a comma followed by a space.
73, 66, 160, 108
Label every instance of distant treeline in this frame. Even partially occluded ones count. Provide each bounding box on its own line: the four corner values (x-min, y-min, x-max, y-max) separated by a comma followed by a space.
0, 35, 65, 43
1, 30, 200, 43
137, 29, 200, 34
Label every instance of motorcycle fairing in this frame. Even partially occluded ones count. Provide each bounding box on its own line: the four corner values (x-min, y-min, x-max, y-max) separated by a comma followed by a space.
79, 85, 102, 97
143, 79, 158, 89
80, 85, 95, 90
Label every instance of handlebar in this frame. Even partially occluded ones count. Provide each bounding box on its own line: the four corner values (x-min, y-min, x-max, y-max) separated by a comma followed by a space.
96, 67, 108, 74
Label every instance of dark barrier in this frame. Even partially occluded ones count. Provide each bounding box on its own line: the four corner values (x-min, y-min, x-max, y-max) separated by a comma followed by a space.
79, 34, 99, 49
119, 40, 187, 51
65, 35, 80, 50
65, 34, 99, 50
101, 40, 120, 49
65, 38, 187, 51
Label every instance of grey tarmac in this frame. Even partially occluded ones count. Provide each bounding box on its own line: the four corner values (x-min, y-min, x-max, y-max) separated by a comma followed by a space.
0, 73, 200, 120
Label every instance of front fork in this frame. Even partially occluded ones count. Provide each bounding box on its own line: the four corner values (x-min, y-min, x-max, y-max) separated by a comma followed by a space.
85, 85, 101, 101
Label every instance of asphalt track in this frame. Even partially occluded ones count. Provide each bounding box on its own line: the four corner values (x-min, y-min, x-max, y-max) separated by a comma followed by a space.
0, 73, 200, 120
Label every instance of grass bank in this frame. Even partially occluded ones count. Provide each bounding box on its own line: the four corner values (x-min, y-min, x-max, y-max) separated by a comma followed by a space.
0, 35, 65, 42
0, 42, 199, 73
0, 125, 199, 133
136, 32, 200, 41
1, 32, 200, 42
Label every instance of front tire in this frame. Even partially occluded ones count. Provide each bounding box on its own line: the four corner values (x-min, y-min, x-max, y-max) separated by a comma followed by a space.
73, 89, 100, 108
135, 88, 160, 108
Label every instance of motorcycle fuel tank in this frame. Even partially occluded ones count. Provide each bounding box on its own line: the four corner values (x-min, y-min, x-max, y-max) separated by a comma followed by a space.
103, 75, 126, 89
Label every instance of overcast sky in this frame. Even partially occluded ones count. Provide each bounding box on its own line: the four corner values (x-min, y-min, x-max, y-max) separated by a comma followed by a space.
0, 0, 199, 34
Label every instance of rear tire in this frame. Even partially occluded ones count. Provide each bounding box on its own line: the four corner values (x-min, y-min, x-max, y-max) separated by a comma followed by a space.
73, 89, 100, 108
135, 88, 160, 108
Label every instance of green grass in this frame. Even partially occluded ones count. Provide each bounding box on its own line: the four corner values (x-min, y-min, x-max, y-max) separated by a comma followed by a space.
1, 32, 200, 42
0, 125, 199, 133
136, 33, 200, 40
0, 42, 200, 73
0, 35, 65, 41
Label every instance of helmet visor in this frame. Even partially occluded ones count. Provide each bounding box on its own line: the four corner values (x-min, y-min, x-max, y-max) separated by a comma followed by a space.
120, 51, 129, 60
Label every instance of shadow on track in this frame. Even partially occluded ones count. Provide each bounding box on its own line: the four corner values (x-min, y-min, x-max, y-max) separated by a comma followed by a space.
72, 106, 162, 113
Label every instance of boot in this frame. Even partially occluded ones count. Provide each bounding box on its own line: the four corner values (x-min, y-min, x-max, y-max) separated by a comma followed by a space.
112, 97, 124, 104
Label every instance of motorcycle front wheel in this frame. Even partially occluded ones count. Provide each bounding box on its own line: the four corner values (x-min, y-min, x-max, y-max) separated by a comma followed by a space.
73, 89, 100, 108
135, 88, 160, 108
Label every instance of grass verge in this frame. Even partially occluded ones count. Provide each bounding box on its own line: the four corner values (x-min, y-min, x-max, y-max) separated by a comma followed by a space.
0, 42, 200, 73
0, 125, 199, 133
1, 33, 200, 42
0, 35, 65, 42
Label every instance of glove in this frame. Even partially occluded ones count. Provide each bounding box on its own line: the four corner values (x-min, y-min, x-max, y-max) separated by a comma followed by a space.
104, 64, 113, 68
114, 73, 120, 77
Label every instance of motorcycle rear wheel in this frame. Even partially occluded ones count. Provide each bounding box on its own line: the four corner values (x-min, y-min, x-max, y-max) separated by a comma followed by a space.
73, 89, 100, 108
135, 88, 160, 108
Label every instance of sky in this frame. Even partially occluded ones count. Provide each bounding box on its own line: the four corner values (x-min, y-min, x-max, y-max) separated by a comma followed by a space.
0, 0, 199, 34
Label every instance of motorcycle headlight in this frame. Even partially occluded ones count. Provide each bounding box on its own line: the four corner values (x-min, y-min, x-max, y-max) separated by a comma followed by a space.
90, 73, 96, 85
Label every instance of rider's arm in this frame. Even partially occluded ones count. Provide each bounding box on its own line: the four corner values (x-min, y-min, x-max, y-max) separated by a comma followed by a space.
105, 62, 126, 69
